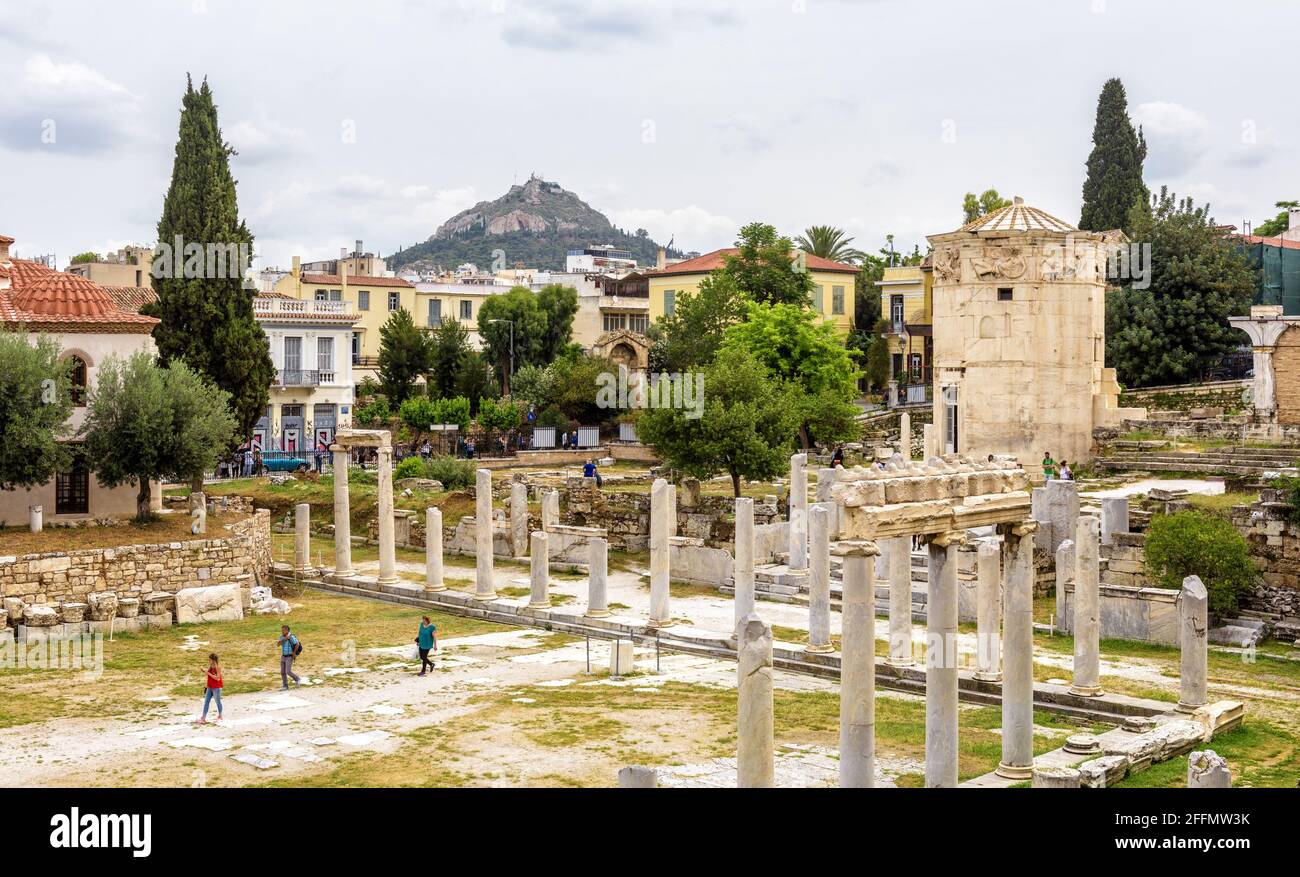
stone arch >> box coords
[979,316,998,339]
[1274,324,1300,423]
[60,349,92,407]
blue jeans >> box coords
[202,687,223,718]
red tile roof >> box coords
[101,285,158,314]
[301,273,413,288]
[0,258,158,333]
[647,247,859,277]
[1235,234,1300,251]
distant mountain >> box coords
[386,175,684,273]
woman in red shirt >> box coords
[199,653,223,723]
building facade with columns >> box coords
[1229,304,1300,427]
[926,198,1144,468]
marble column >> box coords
[733,497,755,634]
[425,507,445,591]
[925,532,961,788]
[294,503,311,574]
[788,452,808,571]
[887,536,915,667]
[648,478,671,627]
[1054,538,1075,631]
[899,411,912,460]
[666,483,677,538]
[528,531,550,608]
[1228,311,1288,416]
[922,423,935,460]
[511,481,529,558]
[806,503,834,653]
[474,468,496,599]
[541,488,560,531]
[28,505,42,533]
[996,522,1037,780]
[974,540,1002,682]
[1177,575,1209,712]
[1100,497,1129,545]
[376,445,398,585]
[736,613,775,788]
[191,503,207,536]
[1070,517,1103,696]
[331,445,352,575]
[586,536,610,617]
[815,467,838,538]
[837,540,878,787]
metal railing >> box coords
[276,369,335,386]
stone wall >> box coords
[0,508,271,627]
[1230,493,1300,617]
[1118,380,1249,414]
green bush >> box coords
[1143,509,1257,618]
[394,456,426,480]
[1268,475,1300,526]
[425,455,475,490]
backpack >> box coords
[292,635,303,657]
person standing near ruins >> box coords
[1041,452,1057,481]
[1058,460,1073,481]
[415,616,438,676]
[830,445,845,468]
[198,653,223,723]
[277,625,301,689]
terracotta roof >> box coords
[1235,234,1300,251]
[958,197,1077,234]
[0,258,158,333]
[301,273,413,288]
[647,247,859,277]
[101,285,158,314]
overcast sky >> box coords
[0,0,1293,271]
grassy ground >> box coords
[0,513,237,555]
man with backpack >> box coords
[277,624,302,690]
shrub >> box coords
[1143,509,1257,618]
[432,396,472,430]
[1268,475,1300,526]
[355,396,391,427]
[425,455,475,490]
[394,456,426,480]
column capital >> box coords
[1010,520,1038,538]
[831,539,879,557]
[928,530,966,548]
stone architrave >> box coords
[425,507,445,591]
[511,481,529,558]
[1187,750,1231,788]
[974,540,1002,682]
[475,468,496,599]
[331,445,352,575]
[733,497,755,633]
[1100,497,1129,545]
[587,537,610,617]
[1054,539,1075,631]
[736,613,775,788]
[836,540,879,787]
[899,411,912,460]
[1177,575,1209,712]
[529,531,550,609]
[887,537,914,667]
[648,478,671,627]
[376,445,398,584]
[806,504,834,653]
[294,503,312,574]
[788,453,808,571]
[1070,517,1103,696]
[925,532,961,788]
[996,523,1036,780]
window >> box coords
[55,455,89,515]
[460,299,473,320]
[891,353,903,378]
[832,285,845,315]
[317,337,334,375]
[664,289,675,316]
[890,295,904,331]
[315,289,329,301]
[428,299,441,326]
[388,291,400,311]
[629,313,649,334]
[357,290,370,311]
[284,336,302,373]
[603,313,627,332]
[66,355,87,406]
[942,386,959,454]
[997,287,1013,301]
[909,353,922,381]
[135,269,142,287]
[351,332,361,365]
[813,285,825,314]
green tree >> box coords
[477,397,524,431]
[398,396,439,446]
[722,302,861,448]
[1079,77,1149,235]
[721,222,815,307]
[510,363,554,409]
[0,330,72,491]
[69,252,99,265]
[1106,188,1256,387]
[1144,510,1257,618]
[454,352,498,415]
[477,287,547,392]
[378,307,430,403]
[1254,200,1298,237]
[794,225,865,264]
[961,189,1013,224]
[651,272,751,372]
[547,352,618,425]
[82,352,237,521]
[143,76,272,454]
[637,347,798,497]
[535,283,579,361]
[427,317,472,400]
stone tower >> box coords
[926,198,1143,468]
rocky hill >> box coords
[387,175,683,273]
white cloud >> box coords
[228,115,311,166]
[606,205,737,252]
[1133,100,1211,178]
[0,53,144,155]
[495,0,737,50]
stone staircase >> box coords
[1096,446,1299,477]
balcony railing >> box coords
[255,298,355,317]
[276,369,335,387]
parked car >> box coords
[261,450,312,473]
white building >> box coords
[565,245,637,274]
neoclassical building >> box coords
[0,235,161,524]
[926,199,1144,468]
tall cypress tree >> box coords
[144,76,272,448]
[1079,78,1149,235]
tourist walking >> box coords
[415,616,438,676]
[199,653,223,723]
[243,447,253,478]
[277,625,301,689]
[1059,460,1073,481]
[1041,452,1057,481]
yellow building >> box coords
[645,248,856,336]
[875,259,933,404]
[67,245,155,290]
[275,258,416,379]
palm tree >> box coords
[795,225,865,264]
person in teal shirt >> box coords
[415,616,438,676]
[277,625,300,690]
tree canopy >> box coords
[650,272,750,373]
[377,307,430,403]
[794,225,865,264]
[477,284,578,392]
[721,222,815,307]
[1080,77,1149,236]
[0,330,73,491]
[961,189,1012,224]
[1254,200,1298,237]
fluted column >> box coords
[837,539,878,787]
[925,532,961,788]
[1070,517,1103,696]
[331,445,352,575]
[528,531,550,608]
[788,452,808,571]
[425,507,444,591]
[996,521,1036,780]
[736,613,775,788]
[586,536,610,617]
[733,497,755,633]
[1177,575,1209,712]
[648,478,671,627]
[376,444,398,584]
[474,468,496,599]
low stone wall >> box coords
[0,508,271,629]
[1060,579,1180,645]
[1102,416,1300,443]
[1231,493,1300,617]
[1118,380,1248,413]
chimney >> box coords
[0,235,12,263]
[656,248,666,270]
[1287,207,1300,241]
[291,255,301,279]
